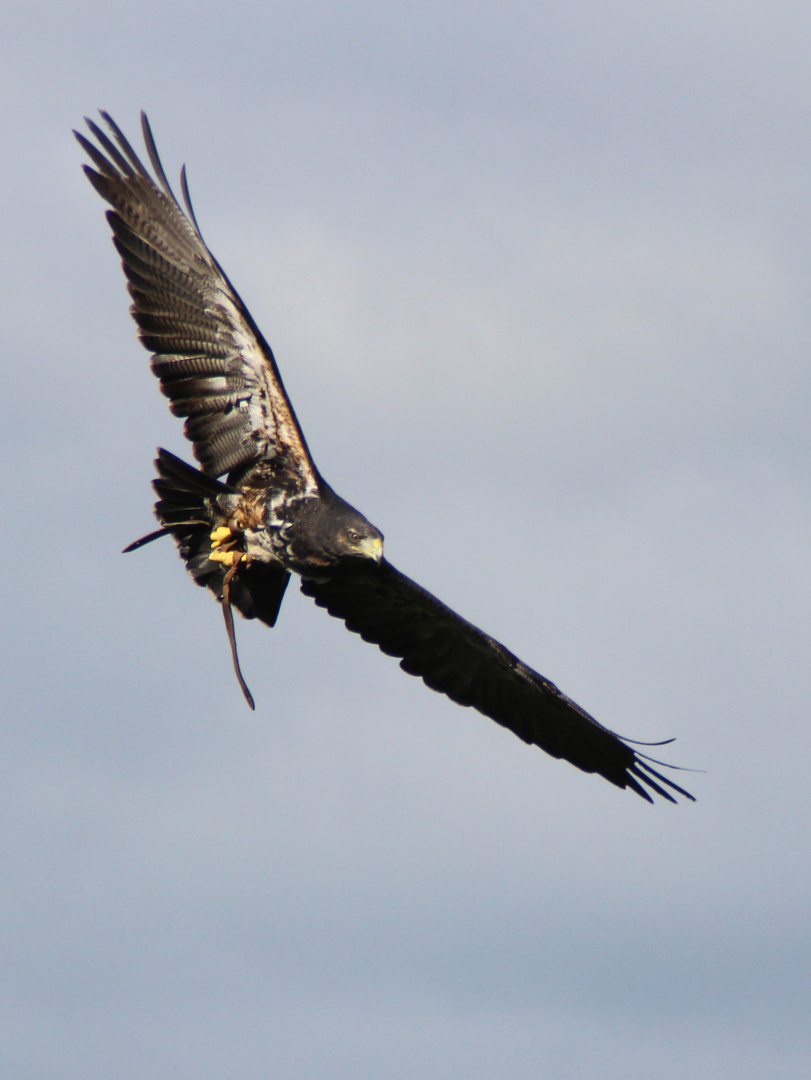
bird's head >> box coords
[281,490,383,571]
[327,497,384,563]
[336,517,384,561]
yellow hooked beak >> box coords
[358,534,384,563]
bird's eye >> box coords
[347,531,362,545]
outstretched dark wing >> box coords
[301,560,693,803]
[75,112,318,489]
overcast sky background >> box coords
[2,2,810,1077]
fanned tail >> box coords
[138,448,290,629]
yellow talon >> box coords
[210,548,240,566]
[210,526,233,548]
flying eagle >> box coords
[76,112,693,804]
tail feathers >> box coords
[154,448,235,497]
[147,448,290,628]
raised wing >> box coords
[76,112,318,489]
[301,560,693,803]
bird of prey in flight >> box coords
[76,112,693,804]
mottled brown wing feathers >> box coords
[76,112,317,487]
[301,560,694,803]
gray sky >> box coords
[2,2,810,1077]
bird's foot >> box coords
[210,525,233,548]
[210,548,241,566]
[209,525,241,565]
